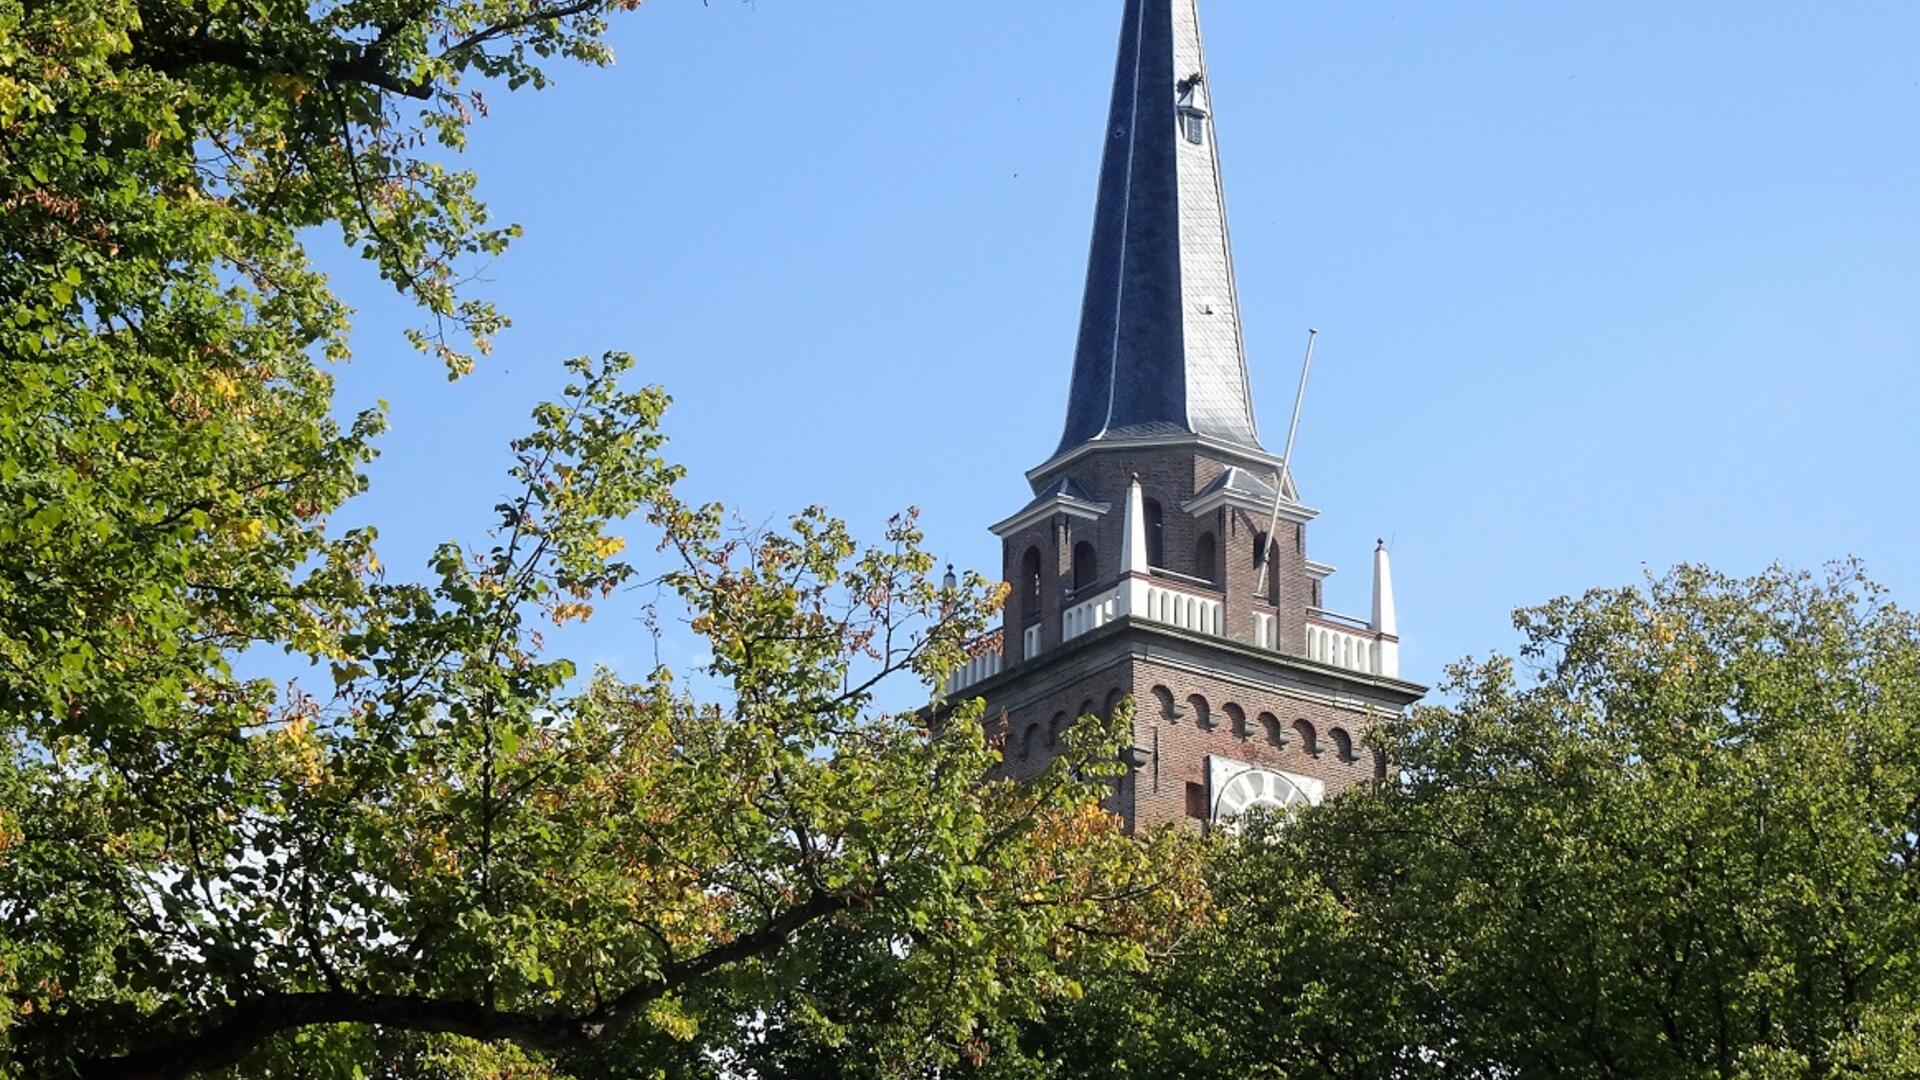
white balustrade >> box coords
[1062,587,1120,642]
[1250,608,1399,679]
[1023,623,1042,660]
[945,640,1003,695]
[1306,619,1395,678]
[1140,582,1222,636]
[1061,580,1229,645]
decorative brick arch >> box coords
[1186,693,1212,730]
[1223,703,1248,739]
[1330,727,1357,762]
[1292,718,1319,756]
[1258,712,1285,747]
[1151,685,1179,723]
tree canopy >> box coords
[7,2,1916,1078]
[0,1,1205,1076]
[1018,565,1920,1080]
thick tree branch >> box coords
[73,887,863,1080]
[130,32,434,100]
[439,0,605,62]
[128,0,617,101]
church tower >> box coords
[946,0,1424,830]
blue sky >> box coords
[318,0,1920,694]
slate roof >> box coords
[1187,465,1277,506]
[1033,475,1101,505]
[991,475,1112,537]
[1009,476,1106,519]
[1056,0,1263,457]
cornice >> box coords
[1181,486,1320,525]
[950,616,1425,717]
[988,494,1111,539]
[1025,433,1292,492]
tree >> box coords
[2,0,641,760]
[7,352,1199,1079]
[1020,565,1920,1079]
[0,3,1206,1076]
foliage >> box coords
[1,0,641,752]
[0,1,1206,1076]
[1019,565,1920,1080]
[4,346,1199,1080]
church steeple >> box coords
[1056,0,1260,458]
[961,0,1423,836]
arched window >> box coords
[1224,703,1248,739]
[1293,719,1319,756]
[1072,541,1098,593]
[1144,499,1166,569]
[1187,694,1212,730]
[1020,547,1043,617]
[1195,532,1219,586]
[1258,712,1285,748]
[1330,728,1357,763]
[1251,532,1274,601]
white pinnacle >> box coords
[1121,474,1151,577]
[1371,540,1397,638]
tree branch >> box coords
[130,32,434,100]
[438,0,605,63]
[74,887,863,1080]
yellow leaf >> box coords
[552,602,594,626]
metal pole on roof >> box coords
[1260,329,1318,577]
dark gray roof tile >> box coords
[1057,0,1263,457]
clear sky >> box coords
[317,1,1920,695]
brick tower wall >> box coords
[983,634,1398,832]
[998,446,1317,666]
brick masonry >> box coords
[1001,445,1315,663]
[978,442,1423,832]
[977,619,1417,831]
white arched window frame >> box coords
[1211,766,1319,828]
